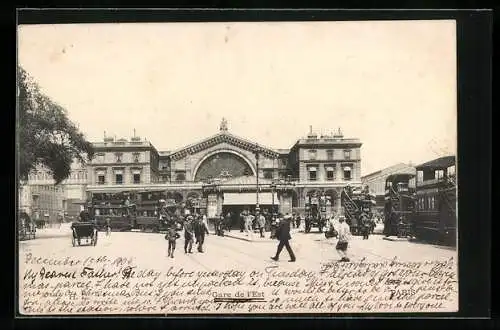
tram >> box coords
[383,174,416,238]
[411,156,456,245]
[342,186,377,235]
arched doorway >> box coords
[193,151,255,182]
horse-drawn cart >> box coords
[71,222,98,247]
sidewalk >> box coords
[222,228,302,243]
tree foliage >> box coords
[18,66,94,184]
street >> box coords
[19,223,456,272]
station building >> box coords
[85,119,363,219]
[20,119,363,222]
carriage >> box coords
[342,186,377,235]
[18,211,36,241]
[71,221,98,246]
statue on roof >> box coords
[220,117,228,132]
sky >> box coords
[18,20,457,176]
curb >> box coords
[382,237,411,242]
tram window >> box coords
[435,170,445,180]
[447,165,456,177]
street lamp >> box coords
[254,145,260,213]
[270,180,277,215]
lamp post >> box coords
[270,180,277,215]
[254,145,260,213]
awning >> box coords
[343,167,351,171]
[223,192,279,205]
[326,166,335,171]
[308,167,317,171]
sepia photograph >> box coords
[17,17,458,315]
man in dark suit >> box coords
[271,215,296,262]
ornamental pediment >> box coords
[169,132,279,160]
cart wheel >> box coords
[72,237,76,247]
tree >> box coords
[18,66,94,184]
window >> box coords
[326,166,335,181]
[308,167,317,181]
[447,165,456,177]
[417,171,424,183]
[263,170,273,179]
[133,174,141,184]
[115,153,123,163]
[327,150,334,160]
[308,150,317,160]
[344,150,351,160]
[343,166,352,180]
[133,153,140,163]
[115,174,123,184]
[98,175,105,185]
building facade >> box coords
[20,120,363,220]
[19,161,88,223]
[85,121,362,218]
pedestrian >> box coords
[245,211,255,237]
[336,216,351,262]
[295,213,301,229]
[361,212,371,239]
[184,216,194,254]
[165,225,180,258]
[225,211,232,232]
[256,211,266,238]
[194,213,210,253]
[239,211,245,232]
[271,214,296,262]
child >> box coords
[165,226,180,258]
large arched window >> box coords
[194,152,254,182]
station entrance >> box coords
[221,192,279,230]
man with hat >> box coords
[271,214,296,262]
[184,216,195,254]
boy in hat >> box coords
[336,216,351,262]
[165,225,180,258]
[184,216,194,253]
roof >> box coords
[385,173,415,182]
[416,156,455,170]
[168,131,281,160]
[362,163,414,179]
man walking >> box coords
[184,216,194,254]
[194,213,210,252]
[256,211,266,238]
[336,216,351,262]
[271,215,296,262]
